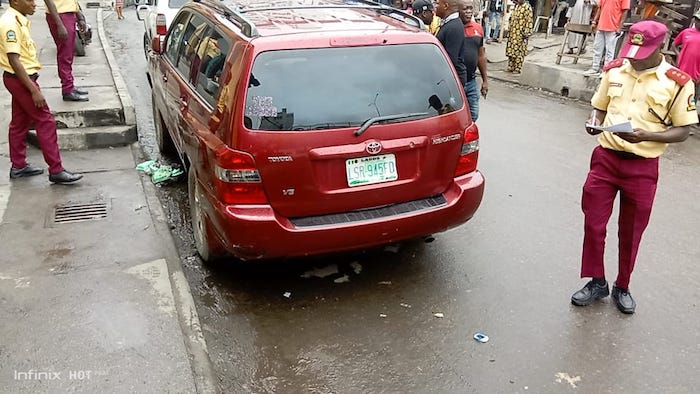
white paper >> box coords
[585,121,634,133]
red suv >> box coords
[147,0,485,261]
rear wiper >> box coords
[354,112,428,137]
[292,122,355,131]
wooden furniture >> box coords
[556,23,594,64]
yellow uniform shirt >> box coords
[592,57,697,158]
[429,16,442,36]
[0,7,41,75]
[48,0,80,14]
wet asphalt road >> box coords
[106,12,700,393]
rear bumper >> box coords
[206,171,485,260]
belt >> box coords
[3,71,39,81]
[604,148,646,160]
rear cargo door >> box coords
[239,44,469,218]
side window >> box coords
[164,13,189,64]
[193,29,231,107]
[176,15,210,80]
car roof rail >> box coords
[242,0,424,30]
[197,0,424,33]
[193,0,260,37]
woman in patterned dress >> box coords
[505,0,533,74]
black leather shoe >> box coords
[62,91,89,102]
[612,284,636,314]
[73,87,89,95]
[49,170,83,184]
[571,280,609,306]
[9,164,44,179]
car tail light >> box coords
[213,146,267,204]
[156,14,167,35]
[454,124,479,177]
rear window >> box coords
[169,0,188,7]
[244,44,464,131]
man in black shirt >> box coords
[435,0,467,88]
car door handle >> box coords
[180,97,188,108]
[162,74,168,83]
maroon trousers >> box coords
[46,12,77,95]
[3,74,63,174]
[580,145,659,290]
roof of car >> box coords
[194,0,423,37]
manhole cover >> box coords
[52,202,109,224]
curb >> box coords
[130,143,219,394]
[98,7,137,127]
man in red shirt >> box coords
[459,0,488,121]
[583,0,629,77]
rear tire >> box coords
[151,94,176,156]
[143,32,149,57]
[188,166,223,263]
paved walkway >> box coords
[0,4,215,393]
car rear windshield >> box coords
[244,44,464,131]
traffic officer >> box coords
[1,0,82,183]
[570,20,697,314]
[46,0,88,101]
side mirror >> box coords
[151,36,162,54]
[136,5,149,21]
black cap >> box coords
[412,0,434,14]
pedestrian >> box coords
[566,0,597,54]
[0,0,83,184]
[459,0,488,121]
[672,9,700,120]
[571,20,696,314]
[583,0,629,77]
[412,0,441,35]
[115,0,124,19]
[46,0,89,101]
[505,0,533,75]
[484,0,503,42]
[435,0,468,88]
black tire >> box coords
[151,94,176,156]
[143,32,149,57]
[74,35,86,57]
[188,166,223,262]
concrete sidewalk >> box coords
[485,31,602,102]
[0,4,216,393]
[26,4,136,149]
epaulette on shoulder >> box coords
[665,67,692,85]
[602,58,624,72]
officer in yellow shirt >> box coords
[46,0,88,101]
[571,20,697,314]
[412,0,442,35]
[0,0,82,183]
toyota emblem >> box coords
[366,141,382,155]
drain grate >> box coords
[53,202,109,224]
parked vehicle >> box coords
[137,0,188,57]
[147,0,485,262]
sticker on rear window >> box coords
[247,96,278,117]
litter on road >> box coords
[473,332,489,343]
[301,264,339,279]
[350,261,362,274]
[334,275,350,283]
[433,312,444,318]
[283,292,291,298]
[136,160,184,184]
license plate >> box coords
[346,154,398,187]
